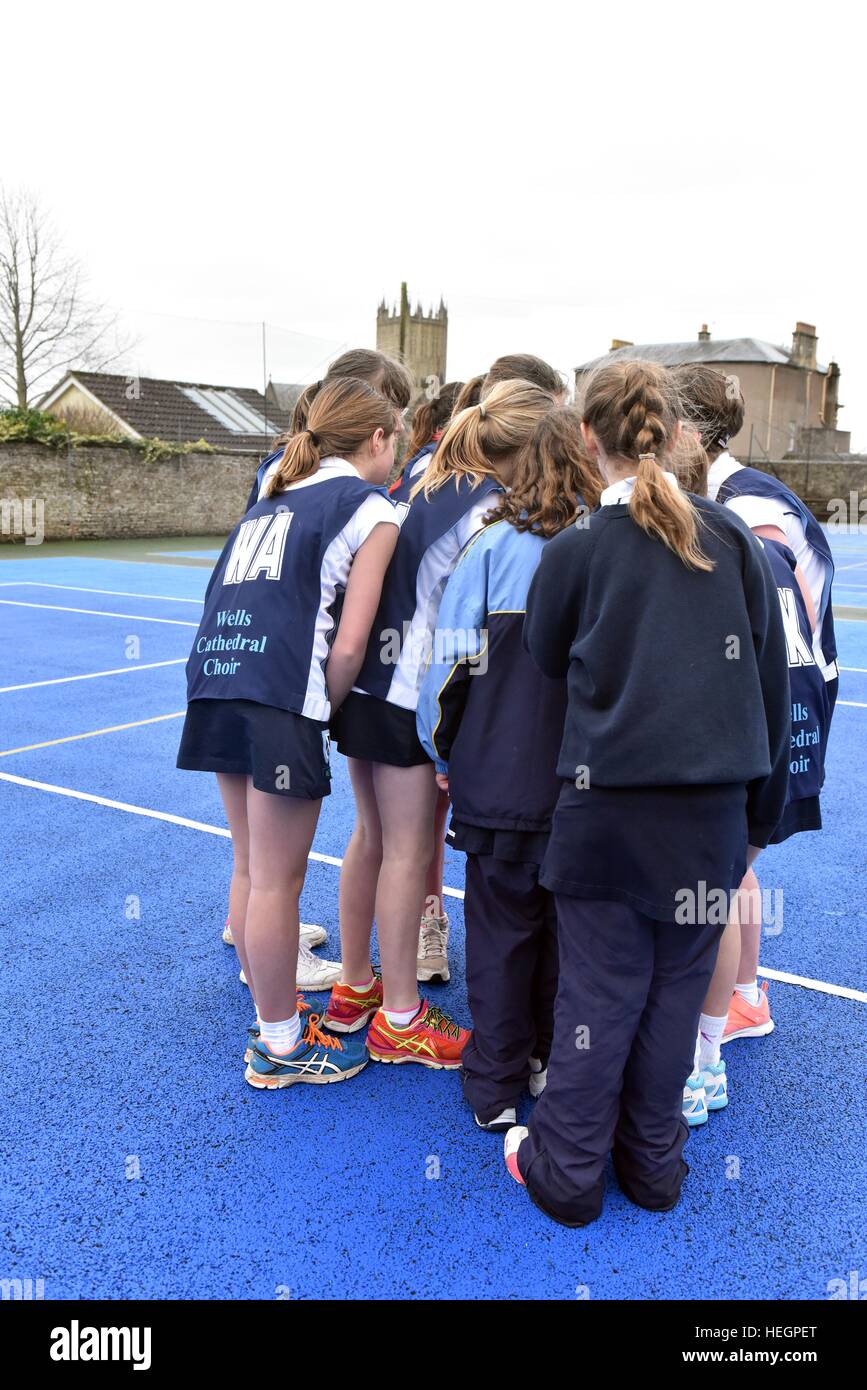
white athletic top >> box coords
[706,453,827,623]
[599,471,680,506]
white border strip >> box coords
[0,582,204,605]
[0,600,197,627]
[0,658,186,694]
[0,769,862,1003]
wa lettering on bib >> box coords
[186,477,385,720]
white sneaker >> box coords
[528,1056,547,1098]
[300,922,327,948]
[296,940,342,991]
[417,914,450,983]
[238,941,341,992]
[224,920,326,949]
[475,1107,517,1133]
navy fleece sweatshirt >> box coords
[523,495,791,847]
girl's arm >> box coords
[416,535,490,774]
[325,523,399,712]
[751,524,818,633]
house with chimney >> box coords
[575,323,848,463]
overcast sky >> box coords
[4,1,865,447]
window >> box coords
[180,386,273,435]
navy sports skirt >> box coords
[330,690,430,768]
[177,698,331,799]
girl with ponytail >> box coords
[244,349,413,512]
[416,404,597,1133]
[503,359,791,1228]
[179,378,402,1089]
[322,378,558,1068]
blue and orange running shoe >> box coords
[245,1011,368,1089]
[323,973,383,1034]
[366,999,469,1069]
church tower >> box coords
[376,282,448,400]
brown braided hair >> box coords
[582,360,713,571]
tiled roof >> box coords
[40,371,295,451]
[576,338,827,373]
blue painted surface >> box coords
[0,536,864,1300]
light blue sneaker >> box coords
[683,1071,708,1126]
[703,1059,729,1111]
[245,1012,368,1089]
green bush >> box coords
[0,408,216,460]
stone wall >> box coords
[1,440,865,543]
[0,441,260,542]
[760,459,867,523]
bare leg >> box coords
[423,787,450,920]
[701,897,741,1017]
[244,785,321,1021]
[338,758,382,983]
[374,761,439,1012]
[216,773,253,990]
[736,865,763,984]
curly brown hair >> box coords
[487,406,602,537]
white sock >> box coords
[384,1002,421,1028]
[259,1011,301,1055]
[735,978,761,1007]
[697,1013,727,1071]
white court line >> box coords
[756,966,867,1003]
[0,658,186,694]
[839,667,867,673]
[837,700,867,708]
[0,769,863,1004]
[0,600,197,627]
[0,581,204,604]
[836,560,867,571]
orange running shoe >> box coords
[366,999,470,1069]
[722,980,774,1043]
[323,973,383,1034]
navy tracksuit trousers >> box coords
[518,897,724,1226]
[460,854,559,1124]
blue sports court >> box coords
[1,532,865,1300]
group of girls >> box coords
[177,341,835,1228]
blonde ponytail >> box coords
[582,361,714,571]
[415,378,554,501]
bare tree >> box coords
[0,186,132,408]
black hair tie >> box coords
[308,430,320,447]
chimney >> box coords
[822,360,841,428]
[610,338,633,351]
[698,324,711,342]
[791,321,817,370]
